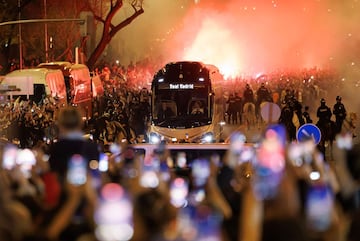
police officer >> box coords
[333,96,346,134]
[279,100,296,141]
[291,97,305,126]
[316,98,332,126]
[234,93,243,124]
[256,83,272,104]
[302,106,313,123]
[243,84,255,104]
[227,94,237,124]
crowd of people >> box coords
[0,62,357,148]
[223,69,339,124]
[0,61,359,241]
[0,105,360,241]
[0,97,61,148]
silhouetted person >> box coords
[243,84,255,104]
[333,96,346,134]
[48,106,99,177]
[191,101,205,115]
[302,106,313,123]
[158,102,175,120]
[316,98,332,127]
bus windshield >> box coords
[151,62,213,129]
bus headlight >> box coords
[149,132,161,144]
[202,132,214,143]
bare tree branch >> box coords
[113,0,123,10]
[87,0,144,69]
[94,14,115,29]
[131,2,137,12]
[109,6,144,38]
[103,0,123,35]
[93,15,105,23]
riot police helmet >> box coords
[336,96,342,101]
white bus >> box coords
[148,61,223,143]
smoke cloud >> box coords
[172,0,360,135]
[168,0,359,76]
[110,0,360,115]
[111,1,360,74]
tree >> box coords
[0,0,34,70]
[86,0,144,69]
[0,0,144,70]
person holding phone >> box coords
[43,106,99,241]
[48,106,99,179]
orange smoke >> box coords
[182,18,243,79]
[165,0,353,76]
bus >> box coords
[148,61,223,143]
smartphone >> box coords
[109,143,121,155]
[139,170,159,188]
[306,184,333,231]
[2,144,18,170]
[143,155,160,172]
[194,205,222,241]
[336,133,353,150]
[16,148,36,178]
[229,132,246,155]
[309,171,320,181]
[237,146,255,165]
[160,161,170,182]
[67,154,87,185]
[210,153,221,167]
[228,132,247,168]
[176,152,187,168]
[95,183,133,241]
[256,128,285,173]
[99,153,109,172]
[170,177,189,207]
[191,158,210,188]
[253,128,285,200]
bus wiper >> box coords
[157,118,176,126]
[157,120,169,126]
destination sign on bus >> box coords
[170,84,193,89]
[159,83,206,90]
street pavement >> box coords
[221,121,265,143]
